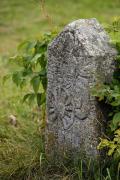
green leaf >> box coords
[22,93,31,103]
[37,93,42,107]
[12,72,22,86]
[28,93,36,105]
[110,112,120,131]
[18,41,29,50]
[22,69,33,77]
[41,92,46,104]
[36,92,46,107]
[41,77,47,91]
[31,76,40,93]
[108,144,117,156]
[39,55,47,68]
[31,54,42,65]
[20,78,26,89]
[18,40,37,53]
[39,69,47,77]
[22,93,35,105]
[111,100,120,106]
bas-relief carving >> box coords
[48,84,90,130]
[48,54,90,130]
[46,18,117,159]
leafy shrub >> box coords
[98,128,120,157]
[92,17,120,163]
[3,31,58,122]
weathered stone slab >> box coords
[46,19,117,161]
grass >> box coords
[0,0,120,179]
[0,0,120,54]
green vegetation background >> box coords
[0,0,120,179]
[0,0,120,54]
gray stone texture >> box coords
[46,19,117,160]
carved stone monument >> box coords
[46,19,117,160]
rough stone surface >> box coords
[46,18,117,161]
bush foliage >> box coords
[92,18,120,165]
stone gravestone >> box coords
[46,19,117,161]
